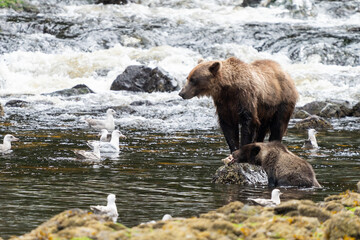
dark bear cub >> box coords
[231,141,321,187]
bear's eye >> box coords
[189,77,196,84]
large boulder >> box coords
[299,100,353,118]
[352,102,360,117]
[110,65,179,93]
[212,162,268,185]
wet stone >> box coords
[44,84,95,97]
[110,65,179,93]
[5,100,29,108]
[294,115,333,129]
[212,162,268,185]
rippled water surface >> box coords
[1,0,360,238]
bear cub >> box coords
[228,141,321,187]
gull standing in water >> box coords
[0,134,19,153]
[304,129,319,149]
[249,189,282,207]
[99,129,111,142]
[90,194,119,223]
[88,130,125,153]
[86,109,116,131]
[73,142,101,160]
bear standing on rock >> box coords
[179,57,298,153]
[228,141,321,187]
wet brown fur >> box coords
[232,141,321,187]
[179,57,299,152]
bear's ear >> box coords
[197,58,204,64]
[209,61,221,76]
[250,146,261,158]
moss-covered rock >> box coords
[11,191,360,240]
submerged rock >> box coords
[44,84,95,97]
[96,0,128,4]
[294,115,333,129]
[12,191,360,240]
[110,65,179,93]
[212,162,268,185]
[5,100,29,108]
[0,103,4,116]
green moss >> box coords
[70,238,93,240]
[0,0,22,8]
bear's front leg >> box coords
[218,116,239,153]
[239,112,257,146]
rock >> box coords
[96,0,128,4]
[110,65,179,93]
[352,102,360,117]
[292,109,311,119]
[298,204,331,222]
[294,115,333,129]
[5,100,29,108]
[301,101,328,115]
[241,0,263,7]
[0,103,4,116]
[300,100,352,118]
[130,100,153,106]
[11,191,360,240]
[357,181,360,193]
[212,162,268,185]
[44,84,95,97]
[323,212,360,240]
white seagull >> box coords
[99,129,111,142]
[73,142,101,160]
[0,134,19,152]
[304,129,318,149]
[88,130,125,153]
[249,189,282,207]
[86,109,116,131]
[90,193,119,223]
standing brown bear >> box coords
[179,57,298,153]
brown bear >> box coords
[228,141,321,187]
[179,57,298,153]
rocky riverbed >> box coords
[9,190,360,240]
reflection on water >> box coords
[0,119,359,238]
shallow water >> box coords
[0,104,359,237]
[0,0,360,238]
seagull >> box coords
[99,129,111,142]
[162,214,172,221]
[304,129,319,149]
[90,194,119,223]
[73,142,101,160]
[249,189,282,207]
[0,134,19,152]
[87,130,125,153]
[86,109,116,131]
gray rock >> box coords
[212,163,268,185]
[352,102,360,117]
[96,0,128,4]
[110,65,179,93]
[5,100,29,108]
[0,103,4,116]
[292,109,311,119]
[294,115,333,130]
[301,101,328,115]
[241,0,263,7]
[44,84,95,97]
